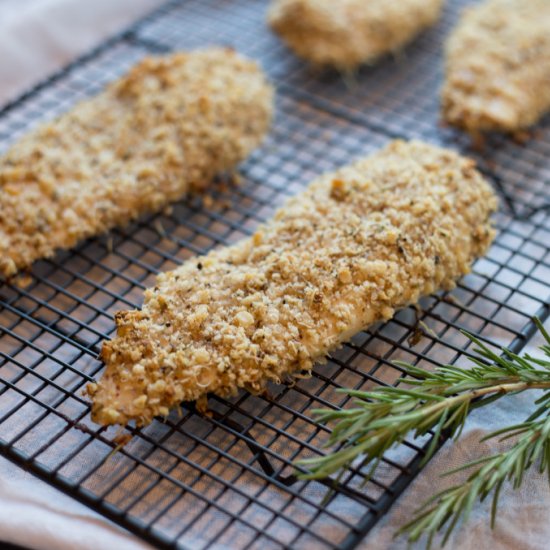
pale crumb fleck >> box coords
[105,409,120,422]
[132,364,145,376]
[14,273,33,288]
[150,380,166,393]
[235,310,255,327]
[113,433,132,447]
[133,395,148,409]
[230,172,244,187]
[338,267,352,284]
[253,231,264,246]
[154,220,166,237]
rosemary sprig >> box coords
[398,408,550,547]
[295,318,550,544]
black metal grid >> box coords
[0,1,549,549]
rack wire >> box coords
[0,1,549,548]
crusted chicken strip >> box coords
[443,0,550,134]
[88,140,497,427]
[268,0,443,69]
[0,48,273,279]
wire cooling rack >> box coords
[0,1,549,548]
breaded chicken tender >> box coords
[268,0,443,69]
[88,140,497,427]
[443,0,550,134]
[0,48,273,279]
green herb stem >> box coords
[293,319,550,546]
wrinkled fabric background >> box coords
[0,0,161,105]
[0,1,549,549]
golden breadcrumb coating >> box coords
[0,48,273,279]
[442,0,550,134]
[268,0,443,69]
[88,140,498,427]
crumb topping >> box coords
[268,0,443,69]
[89,140,498,427]
[0,48,273,278]
[442,0,550,133]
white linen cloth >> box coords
[0,0,161,105]
[0,1,549,549]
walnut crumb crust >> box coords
[443,0,550,134]
[89,140,498,427]
[0,48,273,278]
[268,0,443,69]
